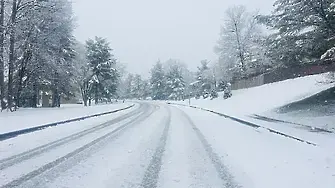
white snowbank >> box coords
[175,73,334,115]
[178,106,335,188]
[0,103,134,133]
[170,73,335,145]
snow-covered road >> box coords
[1,102,334,188]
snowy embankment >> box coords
[171,73,335,146]
[181,73,334,115]
[0,102,134,134]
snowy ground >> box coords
[172,73,335,131]
[0,102,134,133]
[1,102,334,188]
[1,74,335,188]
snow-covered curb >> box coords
[0,104,135,141]
[250,114,334,133]
[168,102,317,146]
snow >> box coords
[17,103,165,188]
[0,104,140,160]
[172,73,335,131]
[181,73,334,115]
[157,108,224,188]
[0,102,134,134]
[2,73,335,188]
[1,101,334,188]
[175,106,335,188]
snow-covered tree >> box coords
[166,65,185,100]
[119,73,150,100]
[150,61,166,100]
[73,42,92,106]
[195,60,214,99]
[133,74,143,99]
[258,0,335,65]
[86,37,118,104]
[0,0,76,109]
[215,5,269,80]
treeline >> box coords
[118,59,228,101]
[214,1,335,83]
[121,0,334,101]
[0,0,120,111]
[0,0,75,111]
[118,59,193,101]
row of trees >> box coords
[118,59,228,101]
[118,1,334,102]
[118,73,150,100]
[142,0,334,101]
[0,0,75,110]
[213,0,334,83]
[118,59,195,101]
[0,0,120,110]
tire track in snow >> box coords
[177,108,241,188]
[0,103,158,188]
[168,102,317,146]
[0,103,146,171]
[141,106,171,188]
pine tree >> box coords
[166,65,185,100]
[150,61,166,100]
[195,60,212,99]
[258,0,335,66]
[86,37,118,104]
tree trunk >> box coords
[16,62,26,108]
[8,0,17,111]
[83,96,87,106]
[94,84,98,104]
[233,22,245,72]
[0,0,5,110]
[52,72,59,107]
[81,81,89,106]
[31,78,38,108]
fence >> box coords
[231,62,335,90]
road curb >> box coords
[167,102,317,146]
[0,104,135,141]
[250,114,334,133]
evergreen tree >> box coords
[133,74,143,99]
[150,61,166,100]
[141,80,151,99]
[86,37,118,104]
[166,65,185,100]
[195,60,212,99]
[258,0,335,66]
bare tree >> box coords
[215,5,268,80]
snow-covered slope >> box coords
[176,73,335,115]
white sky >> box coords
[72,0,275,76]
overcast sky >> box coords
[72,0,275,76]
